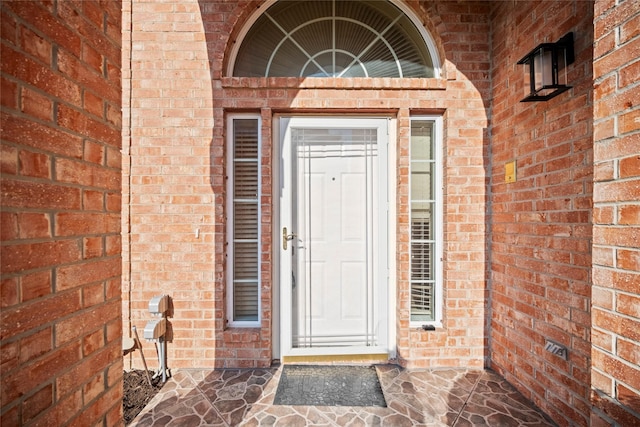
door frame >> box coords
[272,115,397,360]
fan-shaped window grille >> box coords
[233,0,435,78]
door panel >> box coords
[301,145,369,343]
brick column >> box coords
[591,1,640,425]
[123,0,220,369]
[1,1,123,425]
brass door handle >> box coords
[282,227,296,250]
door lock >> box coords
[282,227,296,250]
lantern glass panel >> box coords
[523,60,531,97]
[533,49,542,90]
[534,48,553,92]
[557,48,568,86]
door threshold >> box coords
[281,353,389,364]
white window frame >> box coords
[226,113,262,327]
[409,116,443,328]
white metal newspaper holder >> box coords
[143,295,170,382]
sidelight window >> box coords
[227,115,261,326]
[409,117,442,325]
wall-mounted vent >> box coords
[544,339,568,360]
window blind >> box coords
[231,119,260,322]
[410,120,435,321]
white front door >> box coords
[279,117,389,357]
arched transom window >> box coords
[232,0,436,78]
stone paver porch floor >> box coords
[129,365,556,426]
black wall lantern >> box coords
[517,32,575,102]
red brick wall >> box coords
[490,1,594,426]
[122,0,221,369]
[123,0,491,369]
[1,1,123,425]
[592,1,640,425]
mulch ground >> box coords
[123,370,164,425]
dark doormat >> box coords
[273,365,387,407]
